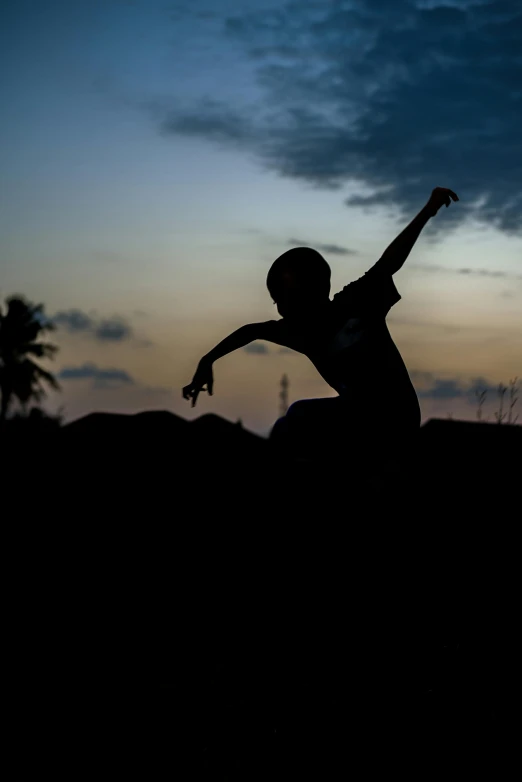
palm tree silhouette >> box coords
[0,295,60,426]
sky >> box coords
[1,0,521,435]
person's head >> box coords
[267,247,331,319]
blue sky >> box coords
[1,0,521,433]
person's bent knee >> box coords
[286,400,310,419]
[269,416,288,440]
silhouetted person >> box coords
[183,187,459,472]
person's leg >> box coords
[269,396,422,487]
[270,396,348,460]
[268,415,292,459]
[366,411,421,489]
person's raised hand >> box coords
[426,187,459,217]
[182,358,214,408]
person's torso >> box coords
[276,303,419,414]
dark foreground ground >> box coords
[4,421,519,777]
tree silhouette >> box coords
[0,294,60,426]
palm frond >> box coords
[0,295,61,417]
[31,361,61,392]
[18,342,59,360]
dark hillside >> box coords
[4,415,519,776]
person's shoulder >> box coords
[332,267,401,315]
[258,318,283,329]
[334,266,398,295]
[333,269,374,295]
[254,317,300,350]
[255,319,286,339]
[332,279,358,305]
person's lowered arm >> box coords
[182,322,272,407]
[373,187,459,276]
[203,323,261,364]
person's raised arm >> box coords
[372,187,459,276]
[182,322,273,407]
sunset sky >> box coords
[2,0,521,435]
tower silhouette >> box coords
[279,374,289,417]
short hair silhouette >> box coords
[267,247,331,302]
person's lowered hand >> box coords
[182,358,214,408]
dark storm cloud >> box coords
[158,0,522,237]
[52,309,150,344]
[412,372,499,401]
[155,98,257,146]
[59,362,135,388]
[287,238,357,256]
[244,342,269,354]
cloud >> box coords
[53,309,94,333]
[59,362,135,388]
[412,372,500,401]
[94,317,133,341]
[241,343,298,356]
[155,0,522,237]
[287,238,357,256]
[417,378,464,400]
[53,309,152,345]
[408,264,519,280]
[388,316,460,334]
[243,342,299,356]
[458,268,506,278]
[243,342,269,354]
